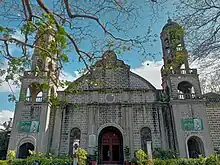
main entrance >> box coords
[98,126,123,164]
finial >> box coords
[166,11,171,23]
[167,18,172,23]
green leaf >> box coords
[0,26,6,32]
[58,26,66,35]
[8,94,16,102]
[60,53,69,63]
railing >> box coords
[36,97,43,102]
[161,68,197,76]
[24,71,49,77]
[26,96,31,102]
[178,93,196,100]
[26,96,43,102]
[179,69,197,74]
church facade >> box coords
[8,20,218,163]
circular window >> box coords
[105,94,115,103]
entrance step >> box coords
[99,164,121,165]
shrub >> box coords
[153,148,179,160]
[75,148,88,165]
[214,147,220,154]
[7,150,16,160]
[205,154,220,165]
[0,160,8,165]
[0,153,219,165]
[135,149,149,165]
[8,157,72,165]
[28,150,44,157]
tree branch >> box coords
[63,0,73,18]
[0,36,52,58]
[36,0,50,14]
[24,0,33,20]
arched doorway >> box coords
[98,126,123,164]
[18,142,34,159]
[187,136,204,158]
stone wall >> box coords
[132,104,162,151]
[51,52,165,156]
[8,102,53,155]
[206,104,220,149]
[170,100,214,157]
[165,74,202,100]
[47,106,56,151]
[57,101,164,157]
[59,105,88,155]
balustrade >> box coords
[26,96,43,103]
[24,71,49,77]
[161,68,197,75]
[178,93,196,100]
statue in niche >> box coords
[69,128,81,156]
[71,128,81,140]
[141,127,152,153]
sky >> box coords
[0,0,198,124]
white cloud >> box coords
[0,61,19,93]
[130,57,220,92]
[190,55,220,93]
[8,31,25,54]
[57,71,80,91]
[131,60,163,89]
[56,60,164,92]
[57,61,164,91]
[190,55,220,77]
[0,80,19,93]
[0,110,14,125]
[59,70,80,82]
[13,31,25,41]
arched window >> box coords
[140,127,152,153]
[180,64,185,69]
[48,61,53,71]
[176,44,183,51]
[26,88,31,102]
[164,38,169,49]
[25,83,43,103]
[69,128,81,156]
[36,91,43,102]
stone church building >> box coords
[8,20,219,164]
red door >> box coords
[102,131,120,164]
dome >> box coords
[162,18,180,31]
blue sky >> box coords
[0,0,176,123]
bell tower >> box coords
[160,19,213,157]
[8,28,59,158]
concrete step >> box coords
[99,164,121,165]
